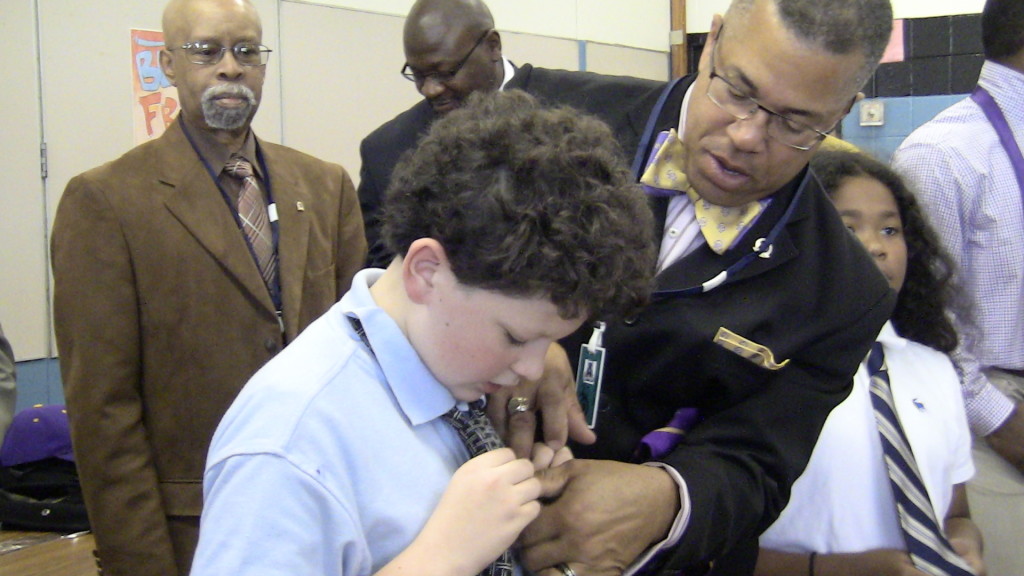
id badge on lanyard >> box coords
[576,322,606,429]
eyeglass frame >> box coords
[169,41,273,67]
[401,29,492,85]
[705,26,841,151]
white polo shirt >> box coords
[760,321,974,553]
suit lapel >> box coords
[257,141,312,337]
[158,122,276,313]
[725,172,809,284]
[504,63,531,91]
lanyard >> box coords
[632,76,805,298]
[631,76,688,179]
[179,120,282,312]
[652,173,807,298]
[970,86,1024,204]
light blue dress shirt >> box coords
[190,268,472,576]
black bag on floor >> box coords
[0,457,89,532]
[0,404,89,532]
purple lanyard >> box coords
[970,86,1024,199]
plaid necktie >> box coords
[867,342,975,575]
[639,129,762,254]
[442,401,515,576]
[225,155,278,290]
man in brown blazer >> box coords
[50,0,365,574]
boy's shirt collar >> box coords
[340,269,464,427]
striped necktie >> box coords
[225,155,278,291]
[442,401,515,576]
[867,342,975,575]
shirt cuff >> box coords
[622,462,691,576]
[969,371,1019,436]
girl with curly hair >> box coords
[756,150,986,576]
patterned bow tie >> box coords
[639,129,763,254]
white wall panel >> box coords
[0,0,49,360]
[293,0,668,49]
[278,2,418,179]
[492,0,579,41]
[501,32,580,72]
[586,43,669,81]
[579,0,669,52]
[686,0,985,34]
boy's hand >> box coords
[530,443,574,470]
[417,448,541,575]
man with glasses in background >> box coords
[50,0,365,574]
[358,0,662,268]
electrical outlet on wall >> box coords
[860,100,885,126]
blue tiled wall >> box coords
[13,357,64,412]
[841,94,966,162]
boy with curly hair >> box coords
[190,90,655,576]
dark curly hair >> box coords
[381,90,656,320]
[983,0,1024,62]
[811,150,958,352]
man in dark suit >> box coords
[362,0,895,574]
[357,0,662,268]
[507,1,898,575]
[50,0,365,574]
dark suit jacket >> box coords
[565,75,895,575]
[51,119,366,576]
[356,63,663,268]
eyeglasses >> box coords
[170,41,272,67]
[706,31,833,151]
[401,30,491,84]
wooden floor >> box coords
[0,530,96,576]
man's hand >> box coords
[488,343,596,459]
[945,483,987,576]
[948,528,987,576]
[518,459,679,576]
[986,404,1024,475]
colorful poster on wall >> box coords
[131,29,179,144]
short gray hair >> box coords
[729,0,893,89]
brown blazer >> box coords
[51,119,366,576]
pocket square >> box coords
[713,327,790,370]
